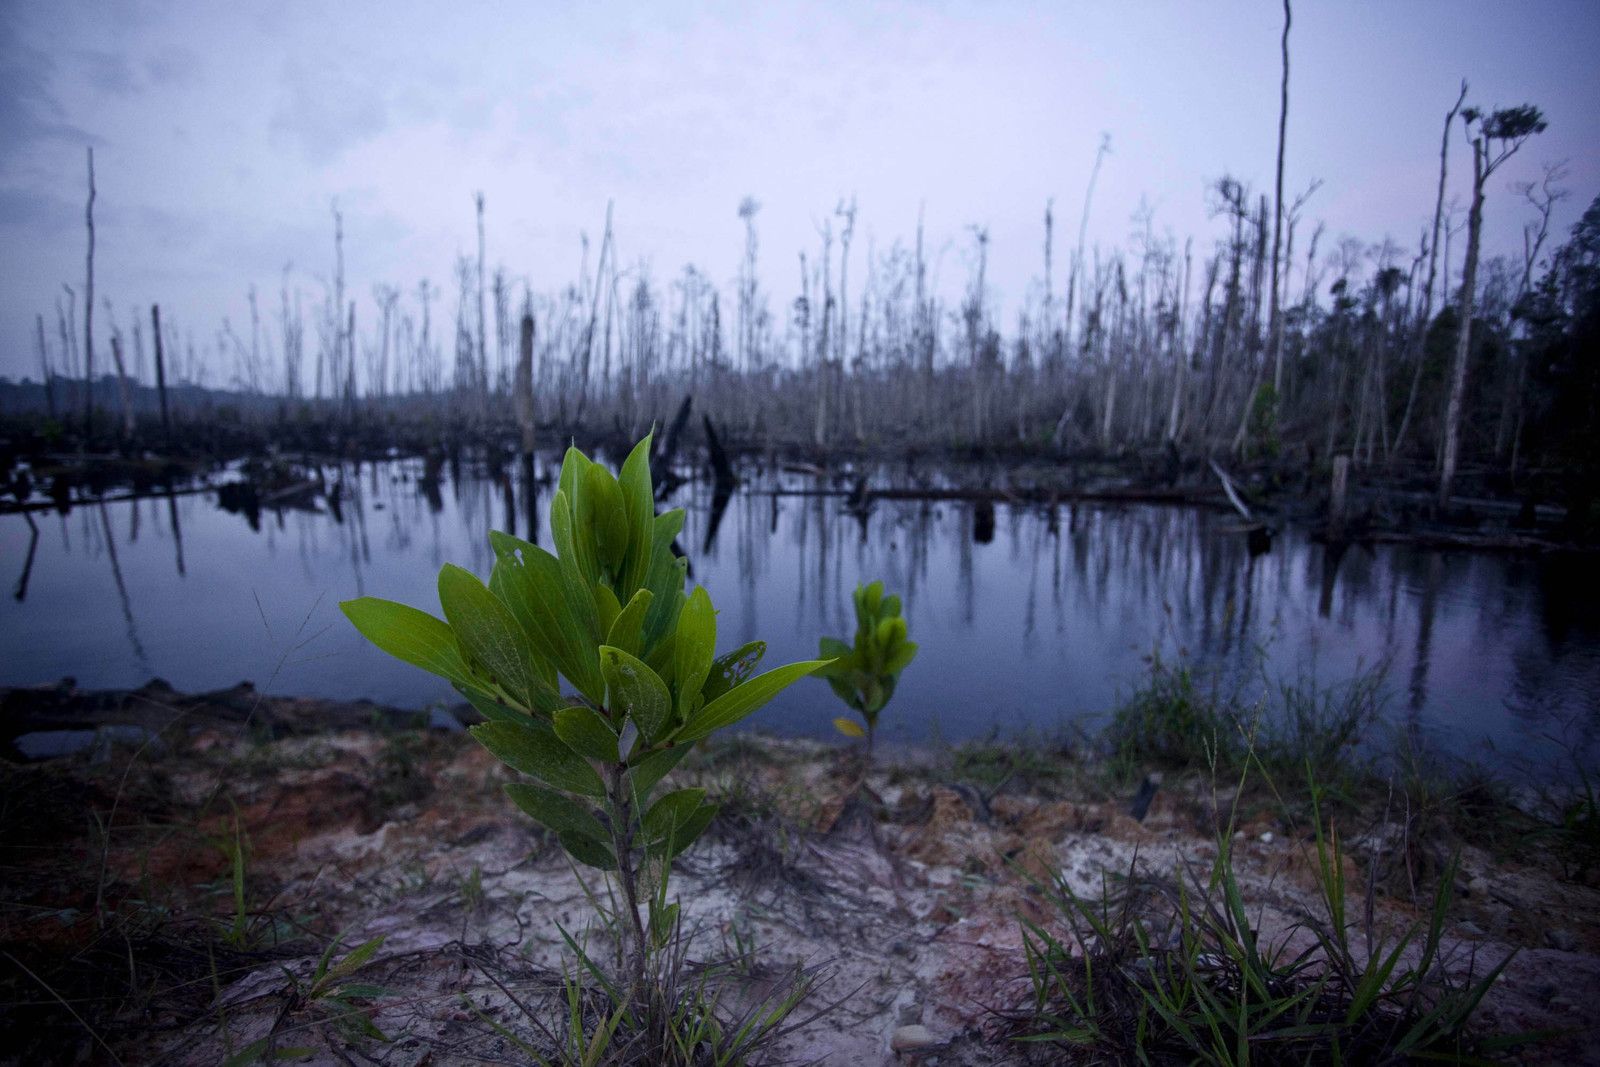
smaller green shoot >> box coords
[223,934,392,1066]
[818,580,918,751]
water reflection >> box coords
[1,457,1596,773]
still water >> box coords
[3,457,1597,772]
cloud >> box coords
[0,185,78,236]
[0,34,92,152]
[269,58,389,165]
[77,49,140,95]
[144,45,201,87]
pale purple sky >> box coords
[3,0,1597,383]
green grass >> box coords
[1002,771,1538,1064]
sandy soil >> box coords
[2,692,1597,1065]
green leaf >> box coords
[645,630,677,688]
[323,935,385,985]
[605,588,653,658]
[555,448,600,588]
[341,598,480,691]
[651,801,716,859]
[487,531,602,705]
[549,492,606,701]
[676,659,832,742]
[674,586,717,720]
[650,900,679,949]
[504,783,609,841]
[559,830,617,871]
[438,564,537,710]
[552,705,619,763]
[834,716,866,738]
[703,640,766,701]
[641,509,688,649]
[617,434,656,593]
[644,789,716,859]
[456,684,524,724]
[816,637,853,676]
[884,640,918,675]
[582,463,629,574]
[600,645,673,743]
[628,744,690,804]
[643,788,706,840]
[593,583,623,638]
[471,719,605,797]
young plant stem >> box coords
[607,761,649,1004]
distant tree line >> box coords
[17,69,1599,529]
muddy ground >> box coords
[2,683,1598,1065]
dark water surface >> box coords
[3,457,1597,772]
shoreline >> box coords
[2,680,1597,1062]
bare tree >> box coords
[84,147,96,436]
[36,314,56,420]
[1438,103,1546,508]
[1394,81,1467,461]
[1267,0,1291,396]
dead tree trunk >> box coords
[109,331,134,440]
[1268,0,1291,396]
[515,311,536,458]
[151,304,171,439]
[36,314,56,420]
[1395,82,1466,461]
[83,147,96,438]
[1439,104,1545,507]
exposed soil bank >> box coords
[3,682,1598,1064]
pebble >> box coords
[1259,831,1274,845]
[1466,875,1491,898]
[891,1024,939,1053]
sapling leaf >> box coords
[340,598,481,692]
[438,564,538,710]
[505,783,609,841]
[550,492,605,697]
[471,719,605,797]
[643,787,706,840]
[605,588,653,658]
[593,583,623,639]
[640,509,688,648]
[703,640,766,701]
[676,659,832,742]
[553,705,619,762]
[559,830,617,871]
[674,586,717,719]
[455,684,524,724]
[600,645,672,743]
[487,531,601,703]
[652,802,716,860]
[582,462,630,574]
[628,744,690,803]
[617,434,656,592]
[834,717,866,738]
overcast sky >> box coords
[3,0,1597,383]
